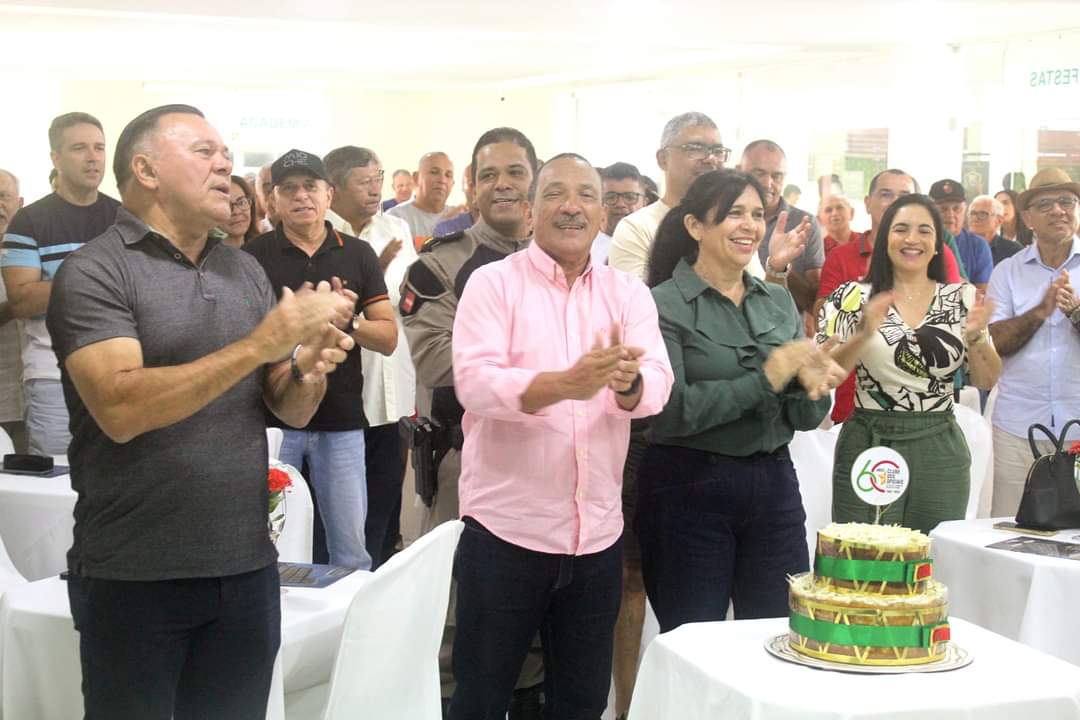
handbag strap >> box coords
[1029,423,1061,459]
[1058,420,1080,451]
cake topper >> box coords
[850,446,910,524]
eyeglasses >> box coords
[351,171,385,189]
[1031,195,1078,214]
[670,143,731,163]
[968,210,995,221]
[602,191,642,206]
[230,197,251,212]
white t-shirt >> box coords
[591,232,612,267]
[340,213,419,427]
[386,200,444,242]
[0,280,24,422]
[608,200,765,281]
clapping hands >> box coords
[562,323,644,400]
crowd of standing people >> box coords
[0,106,1077,720]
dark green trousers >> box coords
[832,408,970,534]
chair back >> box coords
[952,404,992,519]
[0,530,26,597]
[790,427,841,557]
[320,520,464,720]
[275,473,314,563]
[267,427,284,460]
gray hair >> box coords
[529,152,600,202]
[0,168,18,193]
[742,139,785,159]
[970,194,1004,217]
[818,194,853,213]
[660,112,718,149]
[323,146,381,188]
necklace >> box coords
[895,283,933,302]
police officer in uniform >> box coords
[400,127,543,717]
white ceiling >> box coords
[3,0,1080,88]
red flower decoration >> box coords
[1069,441,1080,456]
[268,467,293,493]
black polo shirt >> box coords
[245,221,388,432]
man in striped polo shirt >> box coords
[1,112,120,456]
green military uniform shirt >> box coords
[648,258,829,456]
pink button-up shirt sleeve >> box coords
[453,266,551,422]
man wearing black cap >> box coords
[930,178,994,291]
[246,148,398,571]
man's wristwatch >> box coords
[290,344,305,383]
[765,257,790,279]
[1070,306,1080,328]
[616,373,642,397]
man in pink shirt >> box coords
[447,154,673,719]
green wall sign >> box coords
[1029,68,1080,88]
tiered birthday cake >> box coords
[787,523,951,666]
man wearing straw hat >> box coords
[987,167,1080,515]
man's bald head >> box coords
[414,152,454,213]
[0,168,23,236]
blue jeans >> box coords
[448,517,622,720]
[68,564,280,720]
[25,378,71,456]
[636,444,809,633]
[279,429,371,570]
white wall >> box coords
[3,28,1077,217]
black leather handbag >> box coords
[1015,420,1080,531]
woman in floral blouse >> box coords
[817,193,1002,532]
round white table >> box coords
[0,570,370,719]
[0,466,313,583]
[629,617,1080,719]
[0,470,75,581]
[931,517,1080,667]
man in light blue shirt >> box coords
[987,167,1080,516]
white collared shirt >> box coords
[332,211,418,426]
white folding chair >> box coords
[790,427,841,557]
[953,404,993,519]
[274,473,314,564]
[0,531,26,597]
[0,426,13,456]
[284,520,464,720]
[267,428,284,461]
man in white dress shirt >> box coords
[325,145,417,567]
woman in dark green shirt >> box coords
[636,170,840,632]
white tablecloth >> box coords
[932,518,1080,667]
[0,571,370,719]
[0,462,313,581]
[630,617,1080,720]
[0,471,75,581]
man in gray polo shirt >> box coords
[46,104,354,720]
